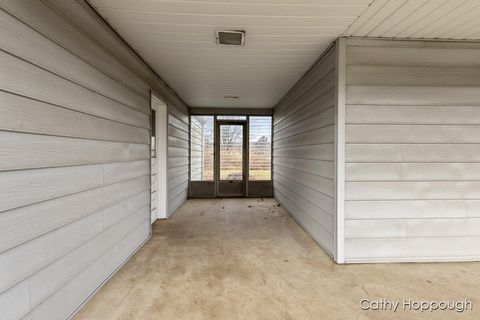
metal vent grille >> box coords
[216,30,245,46]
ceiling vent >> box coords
[216,30,245,46]
[224,96,240,101]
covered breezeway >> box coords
[2,0,480,319]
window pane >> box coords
[217,115,247,120]
[249,116,272,181]
[220,125,244,180]
[190,116,214,181]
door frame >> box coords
[150,93,168,222]
[214,119,248,197]
[189,114,273,198]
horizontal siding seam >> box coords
[273,142,334,150]
[274,155,334,162]
[346,161,480,164]
[275,83,336,127]
[0,158,150,174]
[346,123,480,126]
[26,209,149,312]
[168,123,189,135]
[0,128,148,145]
[0,7,149,100]
[346,235,480,240]
[274,179,334,218]
[274,192,334,255]
[274,68,335,121]
[274,189,335,236]
[0,203,149,296]
[346,198,480,201]
[273,124,335,142]
[168,163,189,169]
[275,50,335,113]
[63,226,150,320]
[0,130,150,146]
[0,48,149,115]
[346,142,480,145]
[273,104,335,135]
[2,3,149,99]
[0,89,150,131]
[273,163,335,180]
[346,180,480,182]
[0,194,149,262]
[0,174,149,216]
[274,171,334,198]
[346,217,480,221]
[169,113,189,127]
[345,103,480,107]
[169,135,189,142]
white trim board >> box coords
[151,93,168,222]
[334,37,346,264]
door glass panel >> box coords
[249,116,272,180]
[220,125,243,180]
[190,116,214,181]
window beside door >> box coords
[249,116,272,181]
[190,116,214,181]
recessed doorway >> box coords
[189,115,272,198]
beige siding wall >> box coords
[0,1,187,319]
[344,39,480,262]
[273,45,337,256]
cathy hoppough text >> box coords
[360,298,473,313]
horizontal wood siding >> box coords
[273,45,337,256]
[0,1,187,318]
[344,38,480,263]
[168,110,189,216]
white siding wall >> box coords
[0,1,188,319]
[273,45,337,256]
[344,39,480,262]
[168,108,190,217]
[190,117,204,180]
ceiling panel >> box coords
[89,0,372,108]
[89,0,480,109]
[346,0,480,40]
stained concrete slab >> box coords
[74,198,480,320]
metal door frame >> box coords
[214,119,248,197]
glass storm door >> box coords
[215,121,247,197]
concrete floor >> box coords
[74,198,480,320]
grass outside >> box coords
[248,170,271,181]
[201,169,271,181]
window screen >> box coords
[249,116,272,181]
[190,116,214,181]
